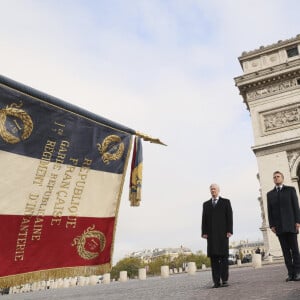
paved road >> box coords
[2,264,300,299]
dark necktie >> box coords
[213,199,217,207]
[276,187,281,192]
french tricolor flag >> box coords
[0,75,138,287]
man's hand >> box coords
[295,223,300,232]
[226,233,232,238]
[271,227,276,234]
[202,234,208,239]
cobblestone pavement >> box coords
[2,264,300,300]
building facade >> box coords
[128,246,192,263]
[231,240,265,257]
[235,34,300,256]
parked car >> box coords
[241,254,252,263]
[228,253,237,265]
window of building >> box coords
[286,46,299,58]
[297,78,300,85]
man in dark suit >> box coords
[267,171,300,281]
[202,184,233,288]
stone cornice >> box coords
[239,34,300,60]
[234,60,300,110]
[252,136,300,156]
[234,58,300,88]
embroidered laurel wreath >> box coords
[72,225,106,260]
[97,135,125,164]
[0,103,33,144]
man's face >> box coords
[210,185,219,198]
[273,173,284,186]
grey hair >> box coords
[209,183,220,190]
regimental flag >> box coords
[0,75,164,288]
[129,137,143,207]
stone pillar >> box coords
[187,262,196,275]
[252,253,262,268]
[201,264,206,270]
[268,255,273,263]
[103,273,111,284]
[70,277,77,287]
[178,267,183,273]
[57,278,64,288]
[161,265,169,278]
[46,280,51,289]
[237,259,242,266]
[52,280,58,289]
[119,271,128,282]
[77,276,86,287]
[39,281,46,290]
[89,275,98,285]
[138,268,146,280]
[63,278,70,288]
[31,282,37,291]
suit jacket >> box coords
[267,185,300,235]
[201,197,233,257]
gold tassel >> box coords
[129,159,143,207]
[129,191,141,207]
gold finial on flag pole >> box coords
[135,131,167,146]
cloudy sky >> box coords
[1,0,300,263]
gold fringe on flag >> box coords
[0,263,111,288]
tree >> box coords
[147,255,172,276]
[146,253,211,275]
[110,257,144,280]
[172,253,211,269]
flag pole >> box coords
[0,74,166,146]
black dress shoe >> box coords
[286,275,294,282]
[294,273,300,281]
[222,281,229,287]
[212,282,221,288]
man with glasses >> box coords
[267,171,300,281]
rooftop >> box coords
[239,34,300,59]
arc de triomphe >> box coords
[235,34,300,256]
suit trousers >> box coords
[278,233,300,276]
[210,255,229,284]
